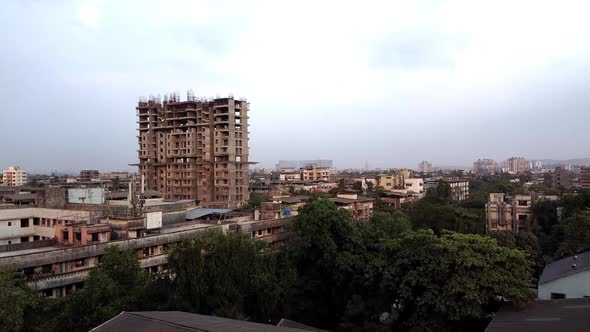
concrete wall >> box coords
[0,223,228,270]
[67,188,104,205]
[538,270,590,299]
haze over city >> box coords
[1,0,590,173]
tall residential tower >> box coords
[136,93,250,208]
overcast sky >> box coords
[1,0,589,173]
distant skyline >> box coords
[1,0,590,173]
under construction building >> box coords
[136,93,250,208]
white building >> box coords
[538,251,590,300]
[2,166,28,186]
[404,178,425,197]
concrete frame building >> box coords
[79,170,100,182]
[2,166,27,186]
[485,193,532,233]
[580,167,590,189]
[552,167,571,189]
[137,94,250,208]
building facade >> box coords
[301,164,332,181]
[137,95,250,207]
[552,167,571,189]
[580,167,590,189]
[485,193,532,233]
[417,161,433,173]
[503,157,531,174]
[79,170,99,182]
[473,159,498,175]
[2,166,27,186]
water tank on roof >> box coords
[283,209,292,216]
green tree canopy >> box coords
[0,270,36,332]
[54,246,148,331]
[378,230,534,331]
[558,210,590,257]
[167,230,294,323]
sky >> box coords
[1,0,589,173]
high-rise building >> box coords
[580,167,590,189]
[552,167,571,189]
[473,159,498,175]
[503,157,531,174]
[2,166,27,186]
[136,94,250,208]
[417,161,433,173]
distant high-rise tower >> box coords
[136,94,250,208]
[417,161,433,173]
[503,157,530,174]
[473,159,498,175]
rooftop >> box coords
[485,298,590,332]
[539,251,590,284]
[91,311,315,332]
[186,208,233,221]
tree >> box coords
[558,210,590,257]
[167,230,294,323]
[287,198,358,329]
[337,178,346,191]
[55,246,148,331]
[366,181,375,196]
[378,230,534,331]
[245,192,266,210]
[352,181,363,194]
[0,271,36,331]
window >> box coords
[257,230,263,236]
[8,241,11,245]
[7,222,11,226]
[518,200,528,206]
[551,293,566,299]
[63,230,69,241]
[20,237,29,243]
[20,218,29,227]
[33,217,39,225]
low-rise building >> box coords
[2,166,28,186]
[378,191,415,209]
[330,193,374,220]
[538,251,590,300]
[79,170,100,182]
[404,178,425,197]
[485,193,532,233]
[301,164,333,181]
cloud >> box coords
[78,0,99,29]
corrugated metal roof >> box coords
[186,208,232,220]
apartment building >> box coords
[503,157,531,174]
[580,167,590,189]
[301,164,333,181]
[136,94,250,208]
[473,159,498,175]
[485,193,532,233]
[79,170,99,182]
[448,179,469,201]
[417,161,433,173]
[330,193,374,220]
[2,166,27,186]
[552,167,571,189]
